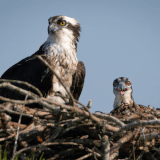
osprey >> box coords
[0,15,85,105]
[113,77,133,109]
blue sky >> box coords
[0,0,160,113]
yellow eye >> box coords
[126,81,130,85]
[60,21,65,25]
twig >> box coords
[93,112,125,127]
[47,146,84,160]
[0,95,119,132]
[14,142,79,157]
[152,146,160,154]
[1,94,120,132]
[101,135,110,160]
[110,131,135,155]
[76,153,92,160]
[46,97,121,131]
[0,82,38,99]
[0,79,42,97]
[53,138,101,147]
[133,145,136,160]
[87,100,92,108]
[0,96,60,112]
[85,147,101,158]
[2,104,33,118]
[0,91,119,132]
[110,151,119,160]
[136,150,145,160]
[110,119,160,140]
[129,104,152,120]
[11,95,28,160]
[75,99,93,121]
[139,132,160,141]
[45,117,86,143]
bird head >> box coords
[47,15,80,49]
[113,77,132,97]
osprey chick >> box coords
[113,77,133,109]
[1,15,85,105]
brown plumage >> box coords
[0,15,85,106]
[71,61,85,100]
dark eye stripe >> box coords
[57,19,66,25]
[113,77,132,87]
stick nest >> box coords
[1,100,160,160]
[0,56,160,160]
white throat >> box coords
[113,91,133,109]
[43,29,78,65]
[42,31,78,104]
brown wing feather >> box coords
[0,44,48,100]
[71,61,85,100]
[39,71,53,98]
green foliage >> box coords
[0,146,8,160]
[24,152,45,160]
[39,152,45,160]
[14,154,19,160]
[0,147,45,160]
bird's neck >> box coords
[42,34,78,70]
[44,34,77,59]
[114,93,133,109]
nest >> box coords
[1,100,160,160]
[0,56,160,160]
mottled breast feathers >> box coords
[0,15,85,107]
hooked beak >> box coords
[117,83,127,95]
[48,24,61,34]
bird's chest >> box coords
[115,93,132,106]
[51,51,77,88]
[52,63,75,92]
[116,94,130,102]
[46,58,76,104]
[43,44,78,102]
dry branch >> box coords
[101,135,110,160]
[11,95,28,160]
[0,79,42,97]
[1,57,160,160]
[0,82,39,99]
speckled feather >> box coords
[0,15,85,106]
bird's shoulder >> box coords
[1,43,46,80]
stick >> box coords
[85,147,101,158]
[14,142,79,157]
[101,135,110,160]
[110,131,135,155]
[110,151,119,160]
[11,95,28,160]
[110,119,160,140]
[0,82,38,99]
[0,79,42,97]
[93,112,125,127]
[46,146,83,160]
[0,95,120,132]
[76,153,92,160]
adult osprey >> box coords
[0,15,85,105]
[113,77,133,109]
